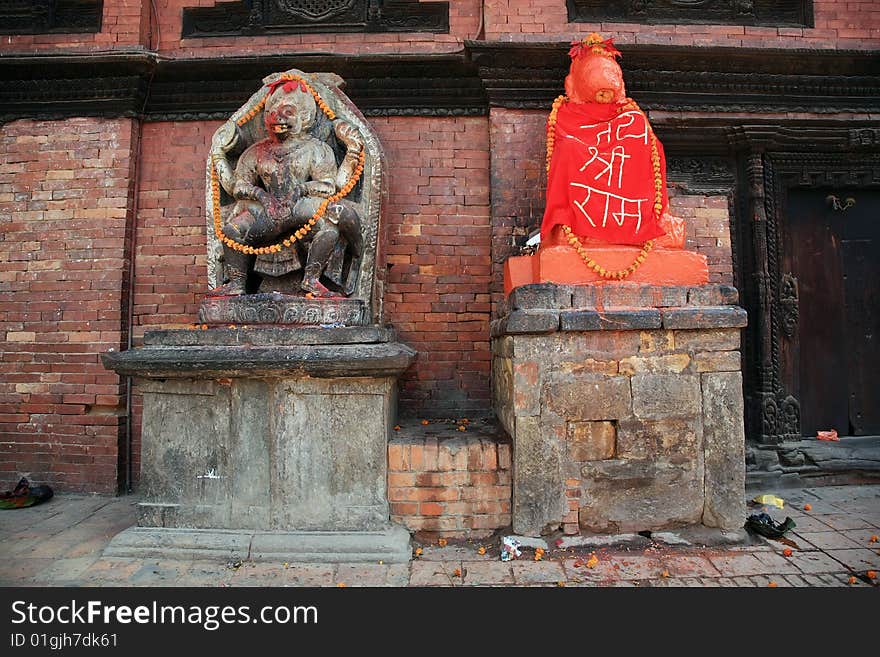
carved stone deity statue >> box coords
[202,69,385,325]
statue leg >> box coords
[207,245,250,297]
[301,223,340,297]
[336,203,363,296]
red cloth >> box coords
[541,100,668,245]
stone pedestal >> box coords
[492,283,748,537]
[102,326,415,562]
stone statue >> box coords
[206,71,372,300]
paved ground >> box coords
[1,484,878,587]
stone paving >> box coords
[0,485,877,587]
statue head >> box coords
[564,33,626,104]
[263,79,318,140]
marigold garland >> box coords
[545,95,661,280]
[212,73,363,256]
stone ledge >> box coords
[144,325,396,347]
[102,341,417,379]
[508,283,739,311]
[103,525,411,563]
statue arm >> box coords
[231,148,271,205]
[209,121,243,195]
[333,120,364,190]
[302,142,337,198]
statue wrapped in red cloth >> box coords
[505,34,706,291]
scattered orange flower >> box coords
[870,535,878,543]
[452,568,462,578]
[867,570,877,579]
[556,581,566,587]
[783,548,793,557]
[200,324,208,330]
[337,583,346,588]
[227,324,236,329]
[585,554,599,569]
[460,418,470,424]
[305,292,315,299]
[803,503,812,511]
[767,581,778,588]
[457,425,467,432]
[421,419,430,425]
[438,538,447,547]
[393,425,401,431]
[661,570,669,578]
[477,546,486,555]
[848,576,857,585]
[414,547,422,557]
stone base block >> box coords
[504,245,708,295]
[104,525,411,563]
[492,283,746,537]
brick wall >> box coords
[0,0,149,52]
[372,117,493,416]
[484,0,880,49]
[0,117,138,493]
[388,422,511,538]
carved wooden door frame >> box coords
[731,126,880,444]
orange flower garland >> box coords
[545,95,661,280]
[211,74,363,257]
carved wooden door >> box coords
[783,189,880,437]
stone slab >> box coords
[144,325,395,347]
[503,310,560,334]
[702,372,746,530]
[102,341,416,379]
[103,526,411,563]
[509,283,573,310]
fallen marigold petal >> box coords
[421,419,430,425]
[477,547,486,555]
[803,503,812,511]
[452,568,461,578]
[438,538,447,547]
[783,548,793,557]
[867,570,877,579]
[767,581,778,588]
[848,576,857,585]
[870,535,878,543]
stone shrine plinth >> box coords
[102,325,415,562]
[492,283,747,537]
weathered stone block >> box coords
[492,335,514,357]
[504,310,560,334]
[567,421,616,461]
[491,355,514,436]
[601,284,658,308]
[674,328,741,352]
[578,460,704,533]
[547,375,632,421]
[639,330,675,354]
[560,310,601,331]
[509,283,573,310]
[616,417,702,462]
[655,286,689,307]
[513,360,540,417]
[557,358,619,376]
[631,373,701,419]
[513,331,641,363]
[701,372,746,530]
[694,350,741,372]
[597,309,662,330]
[619,353,691,376]
[571,285,598,308]
[662,306,747,329]
[512,416,566,536]
[688,284,739,306]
